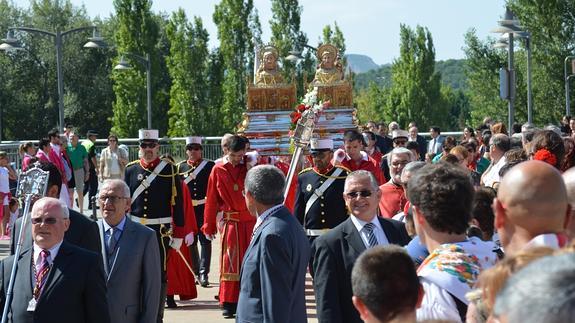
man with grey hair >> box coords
[236,165,310,323]
[379,147,415,218]
[481,133,510,188]
[312,170,410,323]
[0,197,110,322]
[493,253,575,323]
[98,179,161,323]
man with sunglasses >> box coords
[177,136,215,288]
[124,129,186,322]
[312,170,411,323]
[294,138,349,242]
[1,197,110,323]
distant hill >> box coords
[353,58,467,92]
[345,54,380,73]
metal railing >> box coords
[0,137,224,172]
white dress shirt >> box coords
[32,241,63,284]
[350,215,389,248]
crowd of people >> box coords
[0,116,575,322]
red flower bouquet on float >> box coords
[289,87,331,133]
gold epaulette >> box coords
[126,160,140,167]
[298,167,313,175]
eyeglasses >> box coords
[140,142,158,149]
[345,190,373,199]
[98,196,128,203]
[31,217,59,225]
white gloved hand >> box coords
[169,238,183,249]
[184,232,195,246]
[334,148,346,163]
[205,234,217,241]
[246,151,259,167]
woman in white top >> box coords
[99,135,128,181]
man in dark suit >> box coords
[98,179,161,323]
[11,161,100,255]
[408,126,427,161]
[312,170,411,323]
[236,165,310,323]
[0,197,110,323]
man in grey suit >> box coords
[98,179,161,323]
[236,165,310,323]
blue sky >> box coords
[13,0,507,65]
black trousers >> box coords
[83,168,98,202]
[189,205,212,276]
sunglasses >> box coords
[98,196,128,204]
[31,217,59,225]
[345,190,373,199]
[394,140,407,145]
[140,142,158,149]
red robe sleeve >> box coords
[202,167,221,235]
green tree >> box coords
[384,24,446,129]
[269,0,307,84]
[165,10,209,137]
[111,0,160,137]
[213,0,255,131]
[205,48,226,135]
[355,82,386,124]
[321,22,346,68]
[0,0,113,139]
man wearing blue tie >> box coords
[98,179,161,323]
[311,170,411,323]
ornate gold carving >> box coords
[247,84,297,111]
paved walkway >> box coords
[1,196,319,323]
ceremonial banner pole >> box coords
[284,88,325,201]
[2,165,50,323]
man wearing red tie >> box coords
[0,197,110,323]
[202,135,255,318]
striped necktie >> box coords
[364,223,378,248]
[34,249,50,300]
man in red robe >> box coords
[202,135,255,318]
[339,129,385,185]
[379,147,415,218]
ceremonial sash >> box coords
[183,160,208,185]
[131,160,169,201]
[304,167,344,215]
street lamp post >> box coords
[491,7,523,134]
[495,31,532,123]
[114,53,152,129]
[0,27,106,132]
[564,56,575,116]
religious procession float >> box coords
[237,43,358,157]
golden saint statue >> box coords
[312,44,344,85]
[255,45,285,87]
